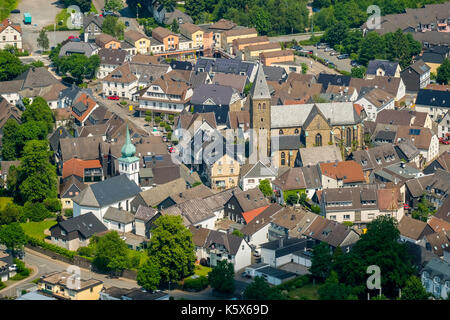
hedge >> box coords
[276,275,310,291]
[26,235,76,260]
[182,276,209,292]
[0,281,5,290]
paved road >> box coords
[292,55,339,76]
[0,247,138,298]
[269,32,324,44]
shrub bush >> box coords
[182,276,208,292]
[0,281,5,290]
[43,198,62,213]
[77,246,94,257]
[120,100,127,105]
[24,202,52,222]
[64,209,73,217]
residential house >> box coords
[194,57,257,82]
[191,84,243,124]
[260,50,295,67]
[102,63,138,100]
[243,42,282,60]
[240,203,285,248]
[373,162,424,185]
[224,188,269,224]
[320,185,405,225]
[222,27,258,54]
[405,169,450,210]
[425,231,450,257]
[227,110,250,140]
[0,160,20,188]
[272,167,308,204]
[365,60,401,79]
[415,89,450,122]
[424,151,450,175]
[212,73,248,94]
[151,27,179,51]
[38,271,103,300]
[49,212,108,251]
[395,125,439,164]
[421,258,450,299]
[0,97,21,137]
[419,47,448,73]
[134,205,160,238]
[199,19,237,48]
[59,176,87,210]
[375,109,432,129]
[124,30,151,54]
[437,111,450,138]
[268,206,318,240]
[356,88,395,122]
[239,161,276,191]
[395,139,421,168]
[232,36,269,56]
[319,160,365,189]
[102,207,135,233]
[0,19,22,50]
[62,158,103,183]
[151,2,193,25]
[72,174,141,223]
[180,23,208,49]
[435,196,450,223]
[95,33,120,49]
[138,73,192,114]
[244,263,297,285]
[189,226,252,271]
[97,48,130,79]
[71,93,98,126]
[400,59,431,92]
[349,144,401,183]
[83,14,104,42]
[259,237,314,268]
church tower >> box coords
[250,63,272,157]
[118,124,140,186]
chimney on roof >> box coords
[279,236,284,248]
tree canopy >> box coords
[137,256,161,292]
[401,276,430,300]
[208,260,235,293]
[243,276,284,300]
[147,215,196,284]
[437,58,450,85]
[309,242,332,281]
[104,0,124,13]
[102,15,125,39]
[92,231,131,275]
[258,179,273,197]
[0,49,28,81]
[0,223,27,256]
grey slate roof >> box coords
[99,48,129,66]
[416,89,450,108]
[14,67,59,89]
[251,63,271,100]
[256,266,297,279]
[422,258,450,281]
[57,212,107,238]
[366,60,399,77]
[59,41,98,57]
[135,205,158,222]
[262,65,287,83]
[49,126,72,152]
[83,14,104,29]
[298,145,342,166]
[242,161,276,179]
[73,175,141,208]
[103,207,135,224]
[272,135,303,150]
[190,84,237,106]
[260,238,313,258]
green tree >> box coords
[401,276,430,300]
[358,32,385,66]
[170,19,179,33]
[93,231,130,275]
[22,97,55,134]
[243,276,284,300]
[0,223,26,256]
[37,29,50,52]
[249,6,271,35]
[258,179,273,197]
[309,242,332,281]
[102,15,125,39]
[322,21,348,48]
[301,63,308,74]
[57,54,100,82]
[104,0,124,13]
[0,203,24,225]
[147,215,196,284]
[286,193,299,206]
[23,201,51,222]
[232,229,244,238]
[437,58,450,85]
[0,49,27,81]
[1,119,21,160]
[411,194,435,222]
[137,256,161,292]
[318,271,353,300]
[17,140,58,204]
[351,66,366,79]
[208,260,235,293]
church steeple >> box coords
[251,63,271,100]
[118,124,140,186]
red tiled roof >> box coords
[242,205,270,224]
[319,160,365,183]
[62,158,102,179]
[0,19,21,34]
[72,93,97,122]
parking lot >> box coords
[302,45,353,73]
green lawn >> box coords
[194,265,212,277]
[20,220,57,241]
[0,197,13,211]
[285,283,321,300]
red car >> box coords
[107,95,120,100]
[439,137,450,145]
[403,204,410,210]
[68,35,75,39]
[168,147,175,153]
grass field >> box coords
[0,0,19,21]
[285,283,321,300]
[20,220,57,241]
[194,265,212,277]
[0,197,13,211]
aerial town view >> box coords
[0,0,449,311]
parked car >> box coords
[439,137,450,144]
[330,51,339,56]
[324,47,333,52]
[162,136,168,142]
[351,60,360,67]
[168,147,175,153]
[8,264,17,271]
[68,35,76,40]
[125,21,130,27]
[316,43,327,49]
[107,95,120,100]
[292,45,302,51]
[10,9,20,14]
[338,54,349,59]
